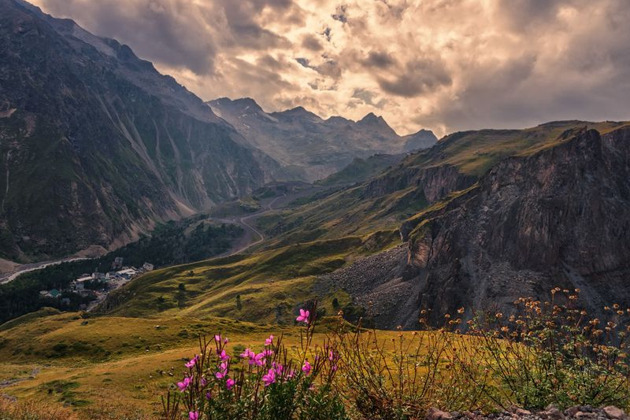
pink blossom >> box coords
[189,411,199,420]
[177,376,192,392]
[214,334,221,342]
[287,369,296,379]
[226,378,235,390]
[264,335,274,346]
[302,360,312,376]
[218,349,230,362]
[262,349,274,357]
[273,362,284,375]
[205,391,212,400]
[200,377,207,387]
[262,368,276,386]
[215,362,228,379]
[185,355,198,369]
[240,348,255,359]
[328,350,334,361]
[296,308,310,323]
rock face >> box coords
[209,97,437,181]
[403,127,630,325]
[323,126,630,328]
[0,0,280,260]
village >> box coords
[38,257,155,311]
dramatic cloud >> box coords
[31,0,630,136]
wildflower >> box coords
[200,377,207,387]
[205,391,212,400]
[287,369,296,379]
[218,349,230,362]
[189,411,199,420]
[273,362,284,375]
[177,376,192,392]
[265,335,274,346]
[185,356,198,369]
[263,368,276,386]
[296,308,310,323]
[214,335,221,342]
[226,378,235,390]
[302,360,312,375]
[216,362,228,379]
[240,348,255,361]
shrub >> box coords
[163,304,348,420]
[458,289,630,410]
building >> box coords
[112,257,124,270]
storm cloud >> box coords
[31,0,630,136]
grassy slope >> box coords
[0,310,411,419]
[99,232,400,324]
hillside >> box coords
[0,0,281,261]
[209,97,437,181]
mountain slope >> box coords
[0,0,278,261]
[209,97,437,181]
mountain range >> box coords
[209,97,437,181]
[0,0,435,262]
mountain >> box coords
[315,122,630,328]
[0,0,281,261]
[208,97,437,181]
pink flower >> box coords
[200,377,207,387]
[296,308,310,323]
[273,362,284,375]
[262,349,274,357]
[218,349,230,362]
[185,356,198,369]
[328,350,334,361]
[177,376,192,391]
[226,378,235,390]
[287,369,296,379]
[205,391,212,400]
[189,412,199,420]
[254,352,266,366]
[262,368,276,386]
[214,334,221,342]
[302,360,312,375]
[265,335,274,346]
[240,348,255,360]
[215,362,228,379]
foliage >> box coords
[163,304,347,420]
[457,289,630,410]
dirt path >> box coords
[214,194,285,257]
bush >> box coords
[458,289,630,410]
[163,304,348,420]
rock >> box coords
[566,407,581,417]
[515,409,533,416]
[541,406,565,420]
[603,407,627,420]
[427,407,454,420]
[575,412,597,419]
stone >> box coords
[515,409,533,416]
[541,406,566,420]
[426,408,454,420]
[603,407,627,420]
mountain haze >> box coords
[209,97,437,181]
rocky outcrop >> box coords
[327,127,630,328]
[403,127,630,323]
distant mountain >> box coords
[317,153,405,186]
[0,0,281,261]
[209,97,437,181]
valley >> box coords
[1,0,630,418]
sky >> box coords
[30,0,630,137]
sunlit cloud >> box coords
[31,0,630,136]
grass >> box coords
[0,311,412,419]
[97,233,399,324]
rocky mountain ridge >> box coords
[209,97,438,181]
[318,124,630,328]
[0,0,280,261]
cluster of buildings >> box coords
[38,259,155,310]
